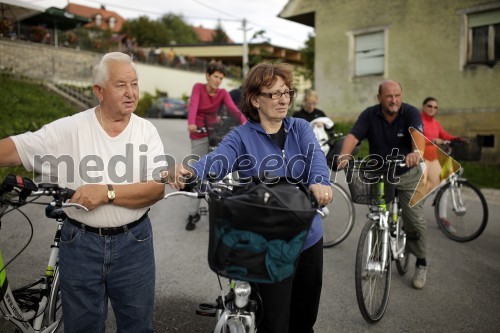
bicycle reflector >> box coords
[234,281,251,309]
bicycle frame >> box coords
[364,182,404,277]
[0,221,62,333]
[446,173,467,215]
[1,176,84,333]
[165,181,259,333]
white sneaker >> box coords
[412,266,427,289]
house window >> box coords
[355,31,385,76]
[95,14,102,27]
[109,17,116,30]
[467,9,500,65]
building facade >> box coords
[280,0,500,162]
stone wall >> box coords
[0,39,99,83]
[0,38,240,96]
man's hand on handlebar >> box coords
[69,184,108,211]
[405,151,422,168]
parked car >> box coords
[148,97,188,118]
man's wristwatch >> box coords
[107,184,115,203]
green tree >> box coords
[121,16,170,47]
[212,21,230,44]
[301,33,315,81]
[160,14,199,44]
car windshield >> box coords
[162,98,184,105]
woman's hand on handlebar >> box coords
[309,183,333,206]
[188,124,198,133]
[163,164,194,190]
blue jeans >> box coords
[59,217,155,333]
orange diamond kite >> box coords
[409,127,461,207]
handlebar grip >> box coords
[180,176,197,192]
[65,188,76,201]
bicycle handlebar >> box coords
[0,174,88,213]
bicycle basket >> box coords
[207,177,318,284]
[344,166,395,205]
[450,136,483,161]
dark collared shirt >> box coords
[350,103,423,173]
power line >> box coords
[40,0,309,46]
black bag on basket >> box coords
[207,177,318,283]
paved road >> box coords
[1,118,499,332]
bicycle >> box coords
[432,138,488,242]
[165,179,259,333]
[308,117,356,248]
[0,174,86,333]
[345,157,410,323]
[164,175,318,332]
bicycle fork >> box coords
[365,211,390,277]
[449,179,467,215]
[389,198,406,259]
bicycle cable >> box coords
[0,195,42,273]
[0,206,35,276]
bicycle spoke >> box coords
[435,180,488,242]
[355,220,391,323]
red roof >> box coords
[65,3,125,32]
[192,25,233,44]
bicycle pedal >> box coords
[196,303,217,317]
[198,207,208,216]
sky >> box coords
[26,0,315,49]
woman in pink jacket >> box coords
[421,97,459,232]
[185,62,246,230]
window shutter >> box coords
[469,10,500,28]
[355,31,385,76]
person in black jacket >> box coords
[292,89,326,122]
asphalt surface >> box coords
[1,118,499,332]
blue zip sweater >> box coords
[191,116,331,249]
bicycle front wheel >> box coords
[44,265,63,332]
[355,219,391,323]
[322,183,356,248]
[435,179,488,242]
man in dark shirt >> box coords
[338,80,428,289]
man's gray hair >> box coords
[92,52,137,87]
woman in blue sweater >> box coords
[171,62,332,333]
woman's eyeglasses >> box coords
[426,104,438,109]
[259,90,294,100]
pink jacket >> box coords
[187,83,247,140]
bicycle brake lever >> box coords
[60,202,89,211]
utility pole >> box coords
[241,18,251,77]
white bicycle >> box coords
[0,174,87,333]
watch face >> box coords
[108,191,116,200]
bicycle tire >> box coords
[226,318,246,333]
[394,215,409,275]
[395,248,409,275]
[355,219,391,323]
[323,182,355,248]
[44,265,63,332]
[434,179,488,242]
